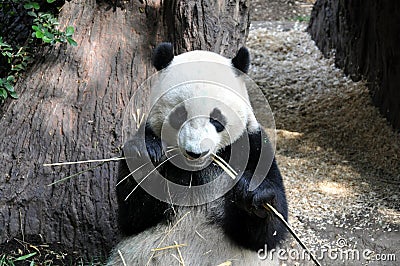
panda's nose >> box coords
[185,150,209,159]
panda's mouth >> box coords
[178,149,212,168]
[180,138,215,162]
[184,150,210,160]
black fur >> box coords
[152,42,174,71]
[169,105,188,130]
[116,128,170,235]
[221,165,288,250]
[232,47,250,74]
[117,124,288,251]
[209,108,226,132]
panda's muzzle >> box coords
[185,150,209,159]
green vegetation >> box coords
[293,15,310,22]
[0,0,77,103]
[0,253,36,266]
[0,235,106,265]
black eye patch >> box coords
[210,108,226,133]
[169,105,188,130]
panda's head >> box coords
[147,43,259,165]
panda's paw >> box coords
[123,138,148,160]
[250,188,277,219]
[124,136,164,164]
[234,181,277,219]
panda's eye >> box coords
[210,118,225,132]
[210,108,226,133]
[169,105,187,130]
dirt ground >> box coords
[249,1,399,266]
[251,0,314,21]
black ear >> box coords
[232,47,250,74]
[152,42,174,71]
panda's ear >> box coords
[152,42,174,71]
[232,47,250,74]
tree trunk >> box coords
[0,0,250,258]
[308,0,400,130]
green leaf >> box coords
[42,36,52,43]
[0,89,7,99]
[14,252,36,261]
[67,38,77,46]
[24,2,40,10]
[5,83,14,92]
[66,26,74,36]
[32,2,40,10]
[9,91,19,99]
[35,30,44,38]
[12,65,23,71]
[27,11,37,17]
[47,0,56,3]
[32,25,40,31]
[44,32,54,40]
[6,76,15,82]
[1,46,13,51]
[23,3,33,9]
[44,31,55,39]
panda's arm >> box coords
[116,125,169,236]
[221,129,288,251]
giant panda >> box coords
[107,43,288,265]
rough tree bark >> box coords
[308,0,400,130]
[0,0,250,258]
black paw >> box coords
[117,138,149,185]
[123,138,147,159]
[234,176,278,219]
[122,138,148,166]
[117,135,164,188]
[251,188,277,218]
[123,134,164,166]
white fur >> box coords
[178,117,219,154]
[107,206,279,266]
